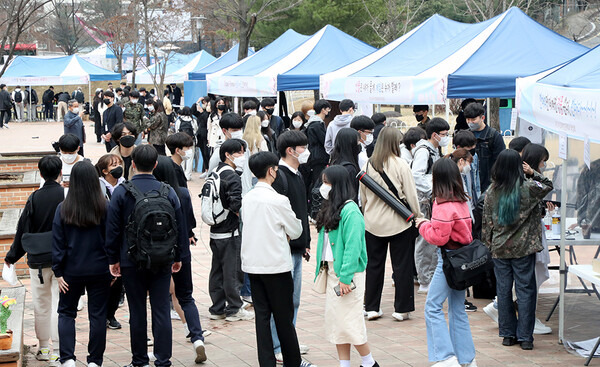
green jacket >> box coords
[123,101,145,134]
[314,201,367,285]
[482,171,553,259]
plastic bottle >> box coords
[552,208,561,236]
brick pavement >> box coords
[0,121,590,366]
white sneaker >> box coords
[241,300,252,310]
[299,361,316,367]
[533,318,552,334]
[483,302,499,324]
[432,355,461,367]
[275,352,283,365]
[35,348,51,361]
[225,308,254,321]
[299,344,309,354]
[49,354,60,367]
[202,329,212,337]
[77,298,84,311]
[199,172,208,179]
[148,352,156,362]
[193,339,207,363]
[241,295,253,304]
[418,283,430,294]
[209,313,226,320]
[461,359,477,367]
[392,312,410,321]
[88,363,102,367]
[364,310,383,320]
[170,310,181,320]
[60,359,75,367]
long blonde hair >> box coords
[243,115,264,153]
[370,127,403,172]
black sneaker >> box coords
[464,300,477,312]
[360,362,380,367]
[502,337,517,346]
[520,341,534,350]
[107,317,122,329]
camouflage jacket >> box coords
[482,171,553,259]
[123,101,145,134]
[577,159,600,231]
[145,111,168,145]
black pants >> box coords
[44,102,53,119]
[172,258,204,342]
[106,277,122,320]
[154,144,166,156]
[0,110,10,127]
[249,272,301,367]
[199,139,210,171]
[58,273,111,365]
[121,266,172,367]
[364,230,416,313]
[208,235,243,316]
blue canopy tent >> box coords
[447,7,589,99]
[275,25,376,91]
[129,51,215,84]
[188,44,255,81]
[207,29,310,96]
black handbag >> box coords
[440,239,494,291]
[20,192,53,268]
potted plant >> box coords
[0,296,17,350]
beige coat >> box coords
[110,144,135,180]
[360,156,422,237]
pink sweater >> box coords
[419,199,473,249]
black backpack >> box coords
[123,181,178,270]
[410,144,436,174]
[14,91,22,103]
[178,118,195,142]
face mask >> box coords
[292,120,303,129]
[230,130,243,140]
[232,155,246,171]
[261,120,270,128]
[269,167,278,181]
[468,122,479,131]
[71,108,79,114]
[147,105,154,112]
[61,153,77,164]
[103,98,111,105]
[539,162,547,172]
[437,135,450,147]
[130,99,138,104]
[109,166,123,179]
[319,184,332,200]
[415,114,424,122]
[265,108,274,115]
[217,104,226,111]
[462,164,471,175]
[295,148,310,164]
[364,133,374,146]
[180,149,194,161]
[120,135,135,148]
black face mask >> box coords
[119,135,135,148]
[415,114,424,122]
[109,166,123,179]
[469,148,476,156]
[217,104,226,111]
[265,108,275,115]
[103,98,111,105]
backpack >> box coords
[178,118,196,142]
[14,91,22,103]
[200,165,234,226]
[123,181,178,270]
[410,144,437,174]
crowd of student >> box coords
[4,88,561,367]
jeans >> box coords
[271,252,302,354]
[58,274,111,365]
[493,254,537,343]
[208,235,243,316]
[0,110,10,127]
[425,250,475,365]
[172,258,204,343]
[241,273,252,298]
[44,102,54,119]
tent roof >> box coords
[276,25,376,91]
[207,29,310,96]
[188,44,255,81]
[447,7,589,98]
[0,55,120,85]
[130,50,214,84]
[537,44,600,88]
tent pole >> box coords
[445,99,450,125]
[29,85,32,121]
[88,81,92,108]
[558,141,568,344]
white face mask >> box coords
[230,130,244,140]
[295,148,310,164]
[364,133,374,146]
[319,183,332,200]
[232,155,246,171]
[180,149,194,161]
[292,120,303,129]
[148,105,154,112]
[436,134,450,147]
[462,164,471,175]
[71,108,79,114]
[61,153,77,164]
[261,120,269,128]
[130,99,138,104]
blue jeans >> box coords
[425,249,475,365]
[493,254,537,342]
[271,252,303,354]
[241,273,252,298]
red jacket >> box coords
[419,199,473,249]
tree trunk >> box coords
[488,98,500,131]
[143,0,150,66]
[238,21,250,61]
[313,89,320,101]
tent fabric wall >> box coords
[188,44,255,81]
[129,51,215,84]
[0,55,121,86]
[183,80,207,107]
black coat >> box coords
[42,89,54,104]
[474,125,506,192]
[0,89,12,110]
[305,119,329,167]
